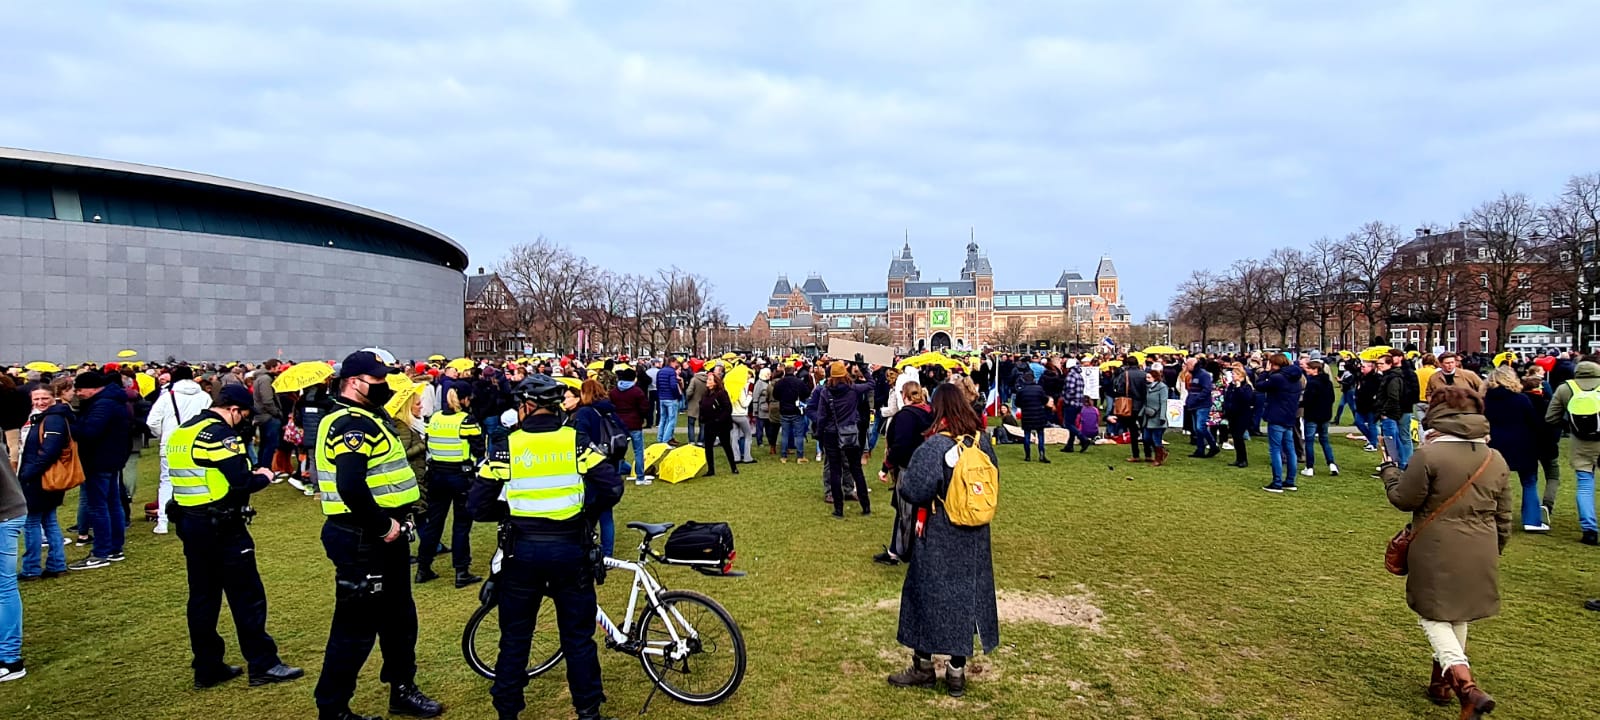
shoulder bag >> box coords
[1384,452,1494,576]
[38,419,87,493]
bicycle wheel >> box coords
[462,598,565,681]
[635,589,746,705]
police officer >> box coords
[167,383,305,689]
[312,350,443,720]
[415,384,484,588]
[468,375,624,720]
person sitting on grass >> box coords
[1073,402,1099,452]
[888,388,999,699]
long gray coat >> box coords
[896,433,1001,657]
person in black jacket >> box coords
[816,360,873,517]
[774,368,810,463]
[1012,371,1052,463]
[1114,360,1150,462]
[1222,364,1255,468]
[1523,373,1561,520]
[699,373,738,477]
[1353,361,1383,451]
[875,382,933,566]
[1300,360,1339,477]
[69,371,133,568]
[1039,362,1066,425]
[17,380,72,579]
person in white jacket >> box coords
[730,376,756,463]
[144,365,212,534]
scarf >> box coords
[408,413,426,436]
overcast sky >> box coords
[6,1,1599,322]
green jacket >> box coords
[1545,361,1600,472]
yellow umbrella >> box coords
[724,364,750,406]
[657,445,707,483]
[614,363,632,372]
[446,357,475,373]
[1338,350,1355,359]
[1100,360,1123,369]
[1406,350,1420,360]
[116,349,138,358]
[721,352,738,361]
[554,376,581,389]
[135,373,155,395]
[1359,346,1392,361]
[427,354,446,363]
[896,352,962,370]
[273,362,334,393]
[643,443,675,475]
[1493,351,1515,367]
[25,361,61,373]
[1130,351,1147,366]
[1141,345,1181,355]
[385,380,428,418]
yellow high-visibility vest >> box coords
[315,405,419,516]
[498,427,587,520]
[426,411,476,463]
[165,416,234,507]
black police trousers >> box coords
[492,535,604,718]
[176,510,282,675]
[314,518,418,711]
[416,468,473,571]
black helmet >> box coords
[513,374,566,410]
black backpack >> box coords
[592,408,631,461]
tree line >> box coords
[1167,171,1600,352]
[483,236,731,356]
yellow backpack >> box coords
[940,433,999,527]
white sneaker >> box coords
[286,476,308,493]
[1523,523,1551,533]
[1329,463,1340,476]
[1301,468,1314,477]
[635,479,653,486]
[1363,445,1378,452]
[152,522,169,535]
[269,473,286,484]
[1221,442,1235,451]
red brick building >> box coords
[465,271,520,358]
[1382,227,1568,353]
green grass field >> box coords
[5,432,1600,720]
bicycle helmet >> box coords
[513,374,566,410]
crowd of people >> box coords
[1,340,1596,719]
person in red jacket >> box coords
[608,368,652,486]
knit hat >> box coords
[829,361,848,380]
[74,370,108,389]
[216,384,254,409]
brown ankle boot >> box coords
[887,656,936,688]
[1154,447,1169,466]
[1426,661,1452,706]
[1445,664,1495,719]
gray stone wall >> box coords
[1,216,465,363]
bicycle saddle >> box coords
[626,521,675,538]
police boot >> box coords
[193,664,243,689]
[575,703,619,720]
[454,569,484,589]
[389,683,445,718]
[415,565,439,584]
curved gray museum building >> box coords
[0,147,467,363]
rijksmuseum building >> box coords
[752,239,1131,352]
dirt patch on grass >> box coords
[996,590,1106,632]
[874,597,901,611]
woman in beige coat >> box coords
[1382,385,1511,719]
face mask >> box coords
[361,378,395,408]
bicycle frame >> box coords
[597,553,696,661]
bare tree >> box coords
[1168,269,1222,350]
[1303,237,1348,350]
[1338,221,1404,340]
[992,316,1026,351]
[1544,173,1600,349]
[498,236,599,352]
[1466,192,1545,350]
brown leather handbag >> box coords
[37,421,87,492]
[1112,396,1134,417]
[1385,452,1494,576]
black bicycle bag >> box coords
[664,521,735,567]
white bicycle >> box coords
[462,521,747,706]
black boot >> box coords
[1038,452,1051,464]
[193,664,243,689]
[576,703,619,720]
[248,663,305,686]
[415,566,439,584]
[321,710,382,720]
[455,569,484,589]
[390,684,444,718]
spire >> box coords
[1095,256,1118,279]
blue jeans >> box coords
[1353,411,1377,446]
[1334,390,1355,424]
[656,400,679,444]
[1267,424,1298,487]
[1142,428,1166,449]
[1190,409,1215,451]
[256,417,283,472]
[686,417,699,445]
[1397,413,1415,467]
[1577,470,1598,532]
[1379,418,1414,469]
[1302,420,1335,468]
[0,516,22,663]
[84,470,126,557]
[1024,428,1046,456]
[1518,469,1543,527]
[627,429,646,480]
[780,415,806,459]
[867,410,885,451]
[23,509,67,576]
